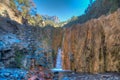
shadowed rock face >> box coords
[52,9,120,73]
[0,17,55,69]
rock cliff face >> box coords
[52,9,120,73]
[42,15,60,23]
[0,3,22,24]
[0,17,55,69]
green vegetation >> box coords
[64,0,120,27]
[109,0,120,13]
[70,16,78,22]
[14,0,64,27]
[15,50,25,68]
[10,0,17,9]
[15,0,36,17]
[1,0,120,28]
[2,10,10,18]
[15,51,23,68]
[0,0,66,27]
[27,14,43,26]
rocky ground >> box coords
[0,68,27,80]
[61,72,120,80]
[0,68,120,80]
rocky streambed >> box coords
[0,68,27,80]
[61,72,120,80]
[0,68,120,80]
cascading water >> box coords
[55,48,62,69]
[51,48,63,71]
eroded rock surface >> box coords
[52,9,120,73]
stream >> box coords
[0,68,120,80]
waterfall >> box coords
[51,48,63,71]
[55,48,62,69]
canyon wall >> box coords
[0,17,55,69]
[52,9,120,73]
[0,6,120,73]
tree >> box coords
[109,0,120,13]
[70,16,78,22]
[15,0,36,18]
[10,0,17,9]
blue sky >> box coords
[33,0,91,21]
